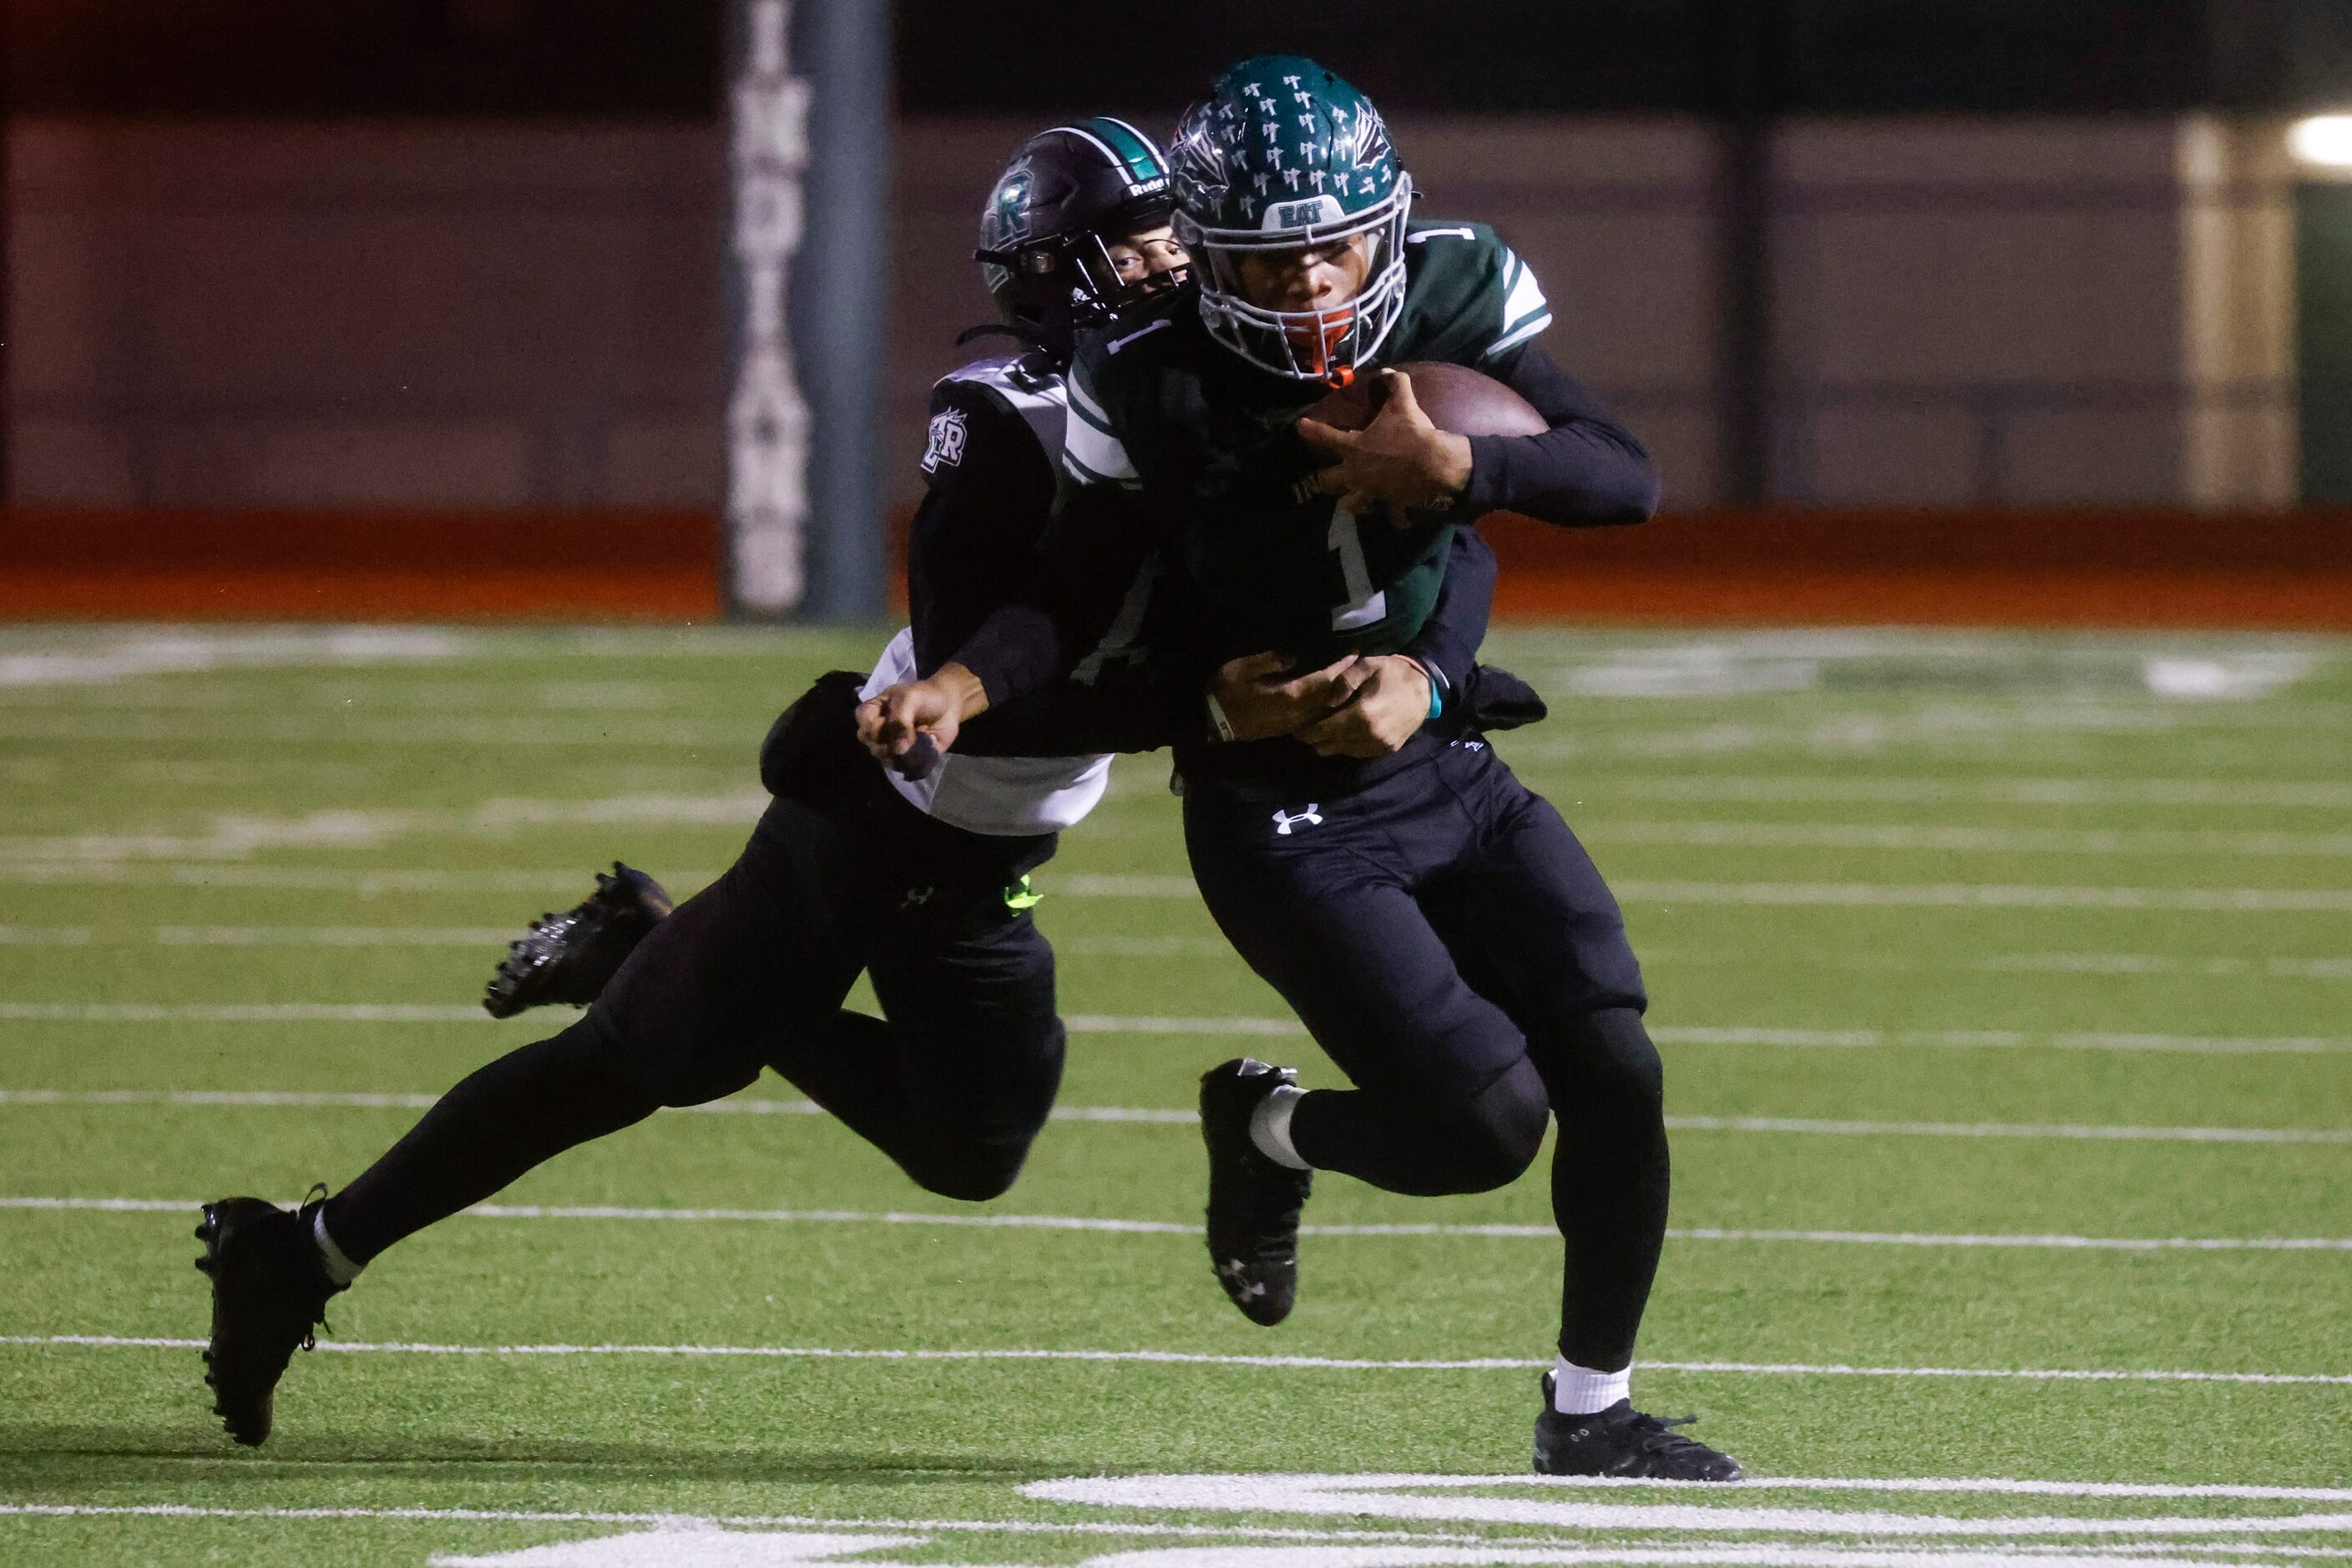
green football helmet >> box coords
[1170,55,1413,384]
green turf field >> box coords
[1,622,2346,1567]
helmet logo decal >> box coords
[921,407,968,473]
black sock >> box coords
[1543,1007,1671,1370]
[322,1021,660,1267]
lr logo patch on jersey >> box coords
[1272,804,1323,836]
[922,407,968,473]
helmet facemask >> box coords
[1180,174,1412,386]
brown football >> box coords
[1301,361,1547,438]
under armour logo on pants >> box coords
[1272,805,1323,836]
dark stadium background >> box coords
[3,0,2350,620]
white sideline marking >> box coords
[3,1089,2345,1146]
[12,1195,2347,1253]
[1585,821,2352,857]
[1617,882,2352,914]
[0,1501,1502,1546]
[1583,775,2352,810]
[5,1002,2344,1055]
[8,1334,2348,1385]
[1026,1471,2352,1537]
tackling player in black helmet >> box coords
[974,117,1190,358]
[190,114,1501,1450]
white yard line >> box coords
[1027,1472,2352,1540]
[149,925,521,947]
[1582,822,2352,857]
[15,928,2349,983]
[8,1196,2344,1253]
[3,1089,2344,1145]
[12,862,2352,916]
[0,1502,1517,1548]
[1560,776,2352,810]
[1616,882,2352,914]
[0,629,464,689]
[0,713,749,747]
[1648,1028,2352,1056]
[0,792,769,867]
[1662,1116,2352,1146]
[5,864,663,893]
[6,1335,2345,1386]
[4,1002,2344,1055]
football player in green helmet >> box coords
[864,55,1743,1481]
[1169,61,1414,384]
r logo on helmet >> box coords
[921,407,967,473]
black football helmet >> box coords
[974,117,1183,362]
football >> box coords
[1301,361,1548,438]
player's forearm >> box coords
[945,605,1064,714]
[1464,346,1661,526]
[1400,526,1498,705]
[953,673,1187,757]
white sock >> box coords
[311,1207,364,1287]
[1551,1357,1631,1414]
[1248,1083,1311,1171]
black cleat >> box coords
[193,1188,342,1447]
[1533,1375,1743,1479]
[483,862,673,1018]
[1199,1058,1313,1327]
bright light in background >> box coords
[2289,115,2352,169]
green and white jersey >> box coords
[1060,219,1549,671]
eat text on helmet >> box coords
[1170,54,1413,386]
[974,117,1186,362]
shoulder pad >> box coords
[933,357,1069,464]
[1402,218,1550,364]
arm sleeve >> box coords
[953,665,1191,756]
[948,482,1168,709]
[1456,342,1662,528]
[1399,525,1496,704]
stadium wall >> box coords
[2,113,2339,625]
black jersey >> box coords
[905,354,1070,676]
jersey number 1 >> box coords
[1327,506,1388,632]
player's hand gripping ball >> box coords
[1297,362,1545,524]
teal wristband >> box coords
[1426,672,1444,720]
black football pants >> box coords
[1183,736,1668,1373]
[324,790,1065,1267]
